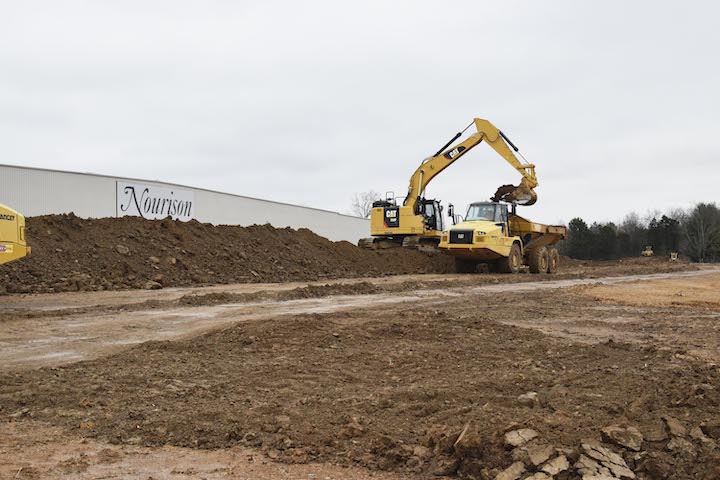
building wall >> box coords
[0,164,369,243]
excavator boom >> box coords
[404,118,538,212]
[361,117,539,251]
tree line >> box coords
[560,203,720,263]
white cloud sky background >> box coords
[1,1,718,225]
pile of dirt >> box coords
[2,289,719,478]
[0,214,454,294]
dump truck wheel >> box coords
[497,243,522,274]
[454,258,478,274]
[528,247,549,274]
[548,248,560,273]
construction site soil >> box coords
[2,268,720,479]
[2,214,455,294]
[1,214,696,296]
[2,215,718,479]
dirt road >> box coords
[2,266,720,479]
[2,269,717,372]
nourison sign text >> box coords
[116,181,194,221]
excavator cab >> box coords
[419,199,443,232]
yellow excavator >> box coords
[0,204,31,265]
[359,118,538,250]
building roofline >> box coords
[0,163,366,221]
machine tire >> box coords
[454,258,478,274]
[548,248,560,273]
[497,243,522,274]
[528,247,550,274]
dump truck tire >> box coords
[548,248,560,273]
[528,247,549,274]
[497,243,522,274]
[454,258,477,274]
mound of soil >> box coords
[0,214,454,294]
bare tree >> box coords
[351,190,381,218]
[683,203,720,262]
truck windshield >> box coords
[465,204,496,221]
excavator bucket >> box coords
[491,178,537,206]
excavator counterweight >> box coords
[0,204,31,265]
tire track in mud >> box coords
[1,268,718,371]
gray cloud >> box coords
[1,0,718,225]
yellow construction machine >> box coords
[359,118,538,250]
[439,202,566,273]
[641,245,654,257]
[0,204,31,265]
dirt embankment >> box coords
[1,214,454,294]
[1,215,698,295]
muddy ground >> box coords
[1,264,719,479]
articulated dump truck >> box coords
[439,201,566,274]
[0,204,31,265]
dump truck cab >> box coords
[0,204,31,265]
[440,202,519,262]
[439,201,566,274]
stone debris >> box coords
[524,473,551,480]
[504,429,540,448]
[143,280,163,290]
[601,425,644,452]
[500,429,640,480]
[512,442,554,467]
[667,437,697,460]
[579,443,636,479]
[642,424,668,443]
[575,454,614,478]
[661,415,687,437]
[701,421,720,441]
[494,461,526,480]
[338,421,364,439]
[540,455,570,476]
[432,457,460,476]
[517,392,540,408]
[689,426,718,450]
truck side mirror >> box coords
[448,204,454,218]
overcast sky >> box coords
[2,1,718,225]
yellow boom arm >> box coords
[403,118,538,212]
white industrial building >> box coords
[0,164,368,243]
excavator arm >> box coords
[403,118,538,213]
